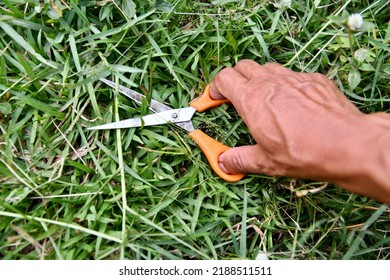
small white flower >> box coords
[34,5,42,13]
[347,14,363,31]
[255,251,269,260]
[272,0,292,9]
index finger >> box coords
[234,59,267,79]
[209,67,248,103]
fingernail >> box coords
[219,162,231,174]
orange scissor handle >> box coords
[189,85,229,112]
[189,129,245,182]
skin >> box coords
[209,59,390,205]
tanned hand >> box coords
[209,60,390,205]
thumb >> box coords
[219,145,272,175]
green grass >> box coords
[0,0,389,260]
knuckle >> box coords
[310,73,332,85]
[235,59,253,67]
[215,67,235,82]
[229,151,248,173]
[311,72,325,79]
[263,62,290,74]
[237,59,264,70]
[213,67,236,90]
[263,62,278,68]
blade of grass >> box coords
[191,184,204,233]
[145,33,188,91]
[125,205,210,259]
[113,76,128,260]
[0,21,58,69]
[1,0,389,261]
[2,0,24,18]
[0,210,122,244]
[246,18,270,62]
[240,185,247,259]
[68,33,81,73]
[9,89,65,119]
[285,0,352,67]
[343,204,389,259]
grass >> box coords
[0,0,389,260]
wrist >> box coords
[330,113,390,203]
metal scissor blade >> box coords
[99,78,172,113]
[87,107,197,130]
[98,78,196,131]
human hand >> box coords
[209,60,366,182]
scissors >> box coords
[87,78,245,182]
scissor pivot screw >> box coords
[172,113,178,119]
